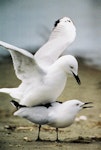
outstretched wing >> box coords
[34,28,68,68]
[34,39,67,68]
[34,17,76,68]
[0,41,44,82]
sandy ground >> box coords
[0,59,101,150]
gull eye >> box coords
[70,66,74,69]
[76,103,79,106]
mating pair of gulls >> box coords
[0,17,92,141]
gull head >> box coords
[64,100,93,114]
[53,17,76,42]
[58,55,81,85]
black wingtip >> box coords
[10,100,26,109]
[54,19,60,27]
[10,100,20,109]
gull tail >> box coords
[0,88,21,100]
[0,88,13,94]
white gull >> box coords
[0,17,80,106]
[11,100,92,141]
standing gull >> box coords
[11,100,92,141]
[0,17,80,106]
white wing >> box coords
[14,107,49,125]
[0,41,44,82]
[34,38,67,68]
[34,17,76,68]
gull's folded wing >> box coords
[14,107,49,125]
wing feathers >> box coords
[0,41,34,58]
[0,41,44,81]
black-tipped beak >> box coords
[73,72,81,85]
[82,102,93,109]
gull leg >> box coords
[56,128,60,142]
[36,125,42,141]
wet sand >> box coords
[0,60,101,150]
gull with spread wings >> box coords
[0,17,81,106]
